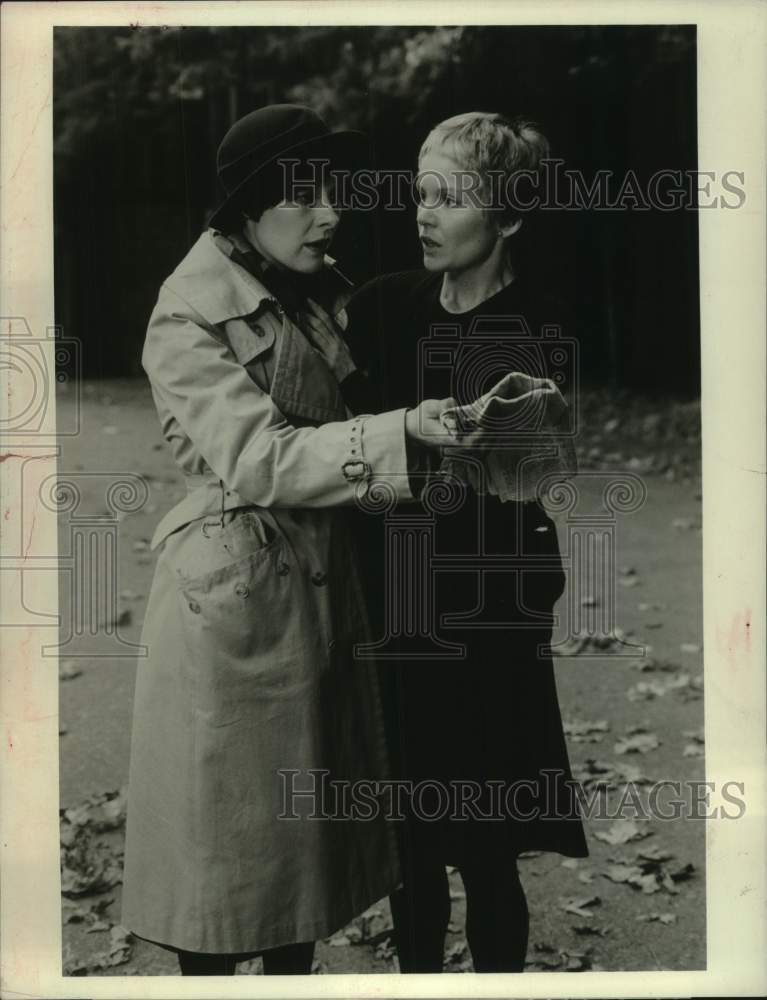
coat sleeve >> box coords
[143,286,414,508]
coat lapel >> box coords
[165,231,347,424]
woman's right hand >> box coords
[405,398,462,449]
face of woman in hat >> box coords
[241,164,341,275]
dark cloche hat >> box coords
[208,103,366,229]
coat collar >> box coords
[164,229,339,327]
[162,230,272,325]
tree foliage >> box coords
[54,26,699,387]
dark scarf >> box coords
[213,229,352,324]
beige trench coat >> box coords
[121,230,413,954]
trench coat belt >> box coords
[184,472,225,495]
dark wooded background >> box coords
[54,25,699,391]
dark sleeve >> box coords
[344,272,438,494]
[340,275,388,415]
[339,368,376,416]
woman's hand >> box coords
[303,297,358,382]
[405,398,462,449]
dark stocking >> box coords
[460,857,529,973]
[389,854,451,973]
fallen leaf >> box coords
[571,759,652,789]
[677,674,704,701]
[533,941,557,953]
[614,732,661,755]
[561,895,601,919]
[564,719,610,743]
[670,863,695,884]
[64,927,135,974]
[680,642,701,654]
[631,657,679,673]
[637,912,677,925]
[86,920,111,933]
[89,897,115,917]
[59,661,82,681]
[328,934,351,947]
[375,938,396,961]
[62,902,88,925]
[594,819,653,846]
[671,517,696,530]
[571,924,609,937]
[561,858,579,869]
[627,680,666,701]
[602,851,693,896]
[637,845,674,863]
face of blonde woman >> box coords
[244,180,340,274]
[416,148,503,275]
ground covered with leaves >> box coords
[58,380,704,976]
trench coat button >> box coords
[235,582,249,598]
[311,571,327,587]
[188,600,201,614]
[277,561,290,576]
[252,324,266,338]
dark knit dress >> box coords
[342,270,588,863]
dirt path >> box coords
[57,379,704,976]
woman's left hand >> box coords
[303,298,358,382]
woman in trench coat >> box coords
[120,105,458,976]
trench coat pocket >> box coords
[163,510,293,667]
[164,509,281,583]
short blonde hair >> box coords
[419,111,550,221]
